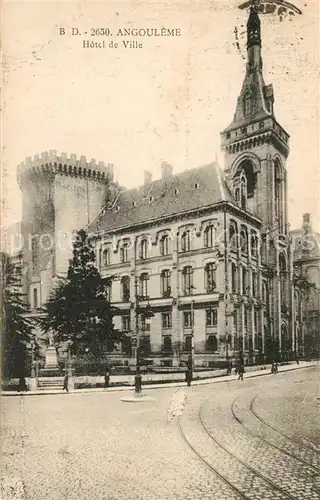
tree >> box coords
[39,229,121,357]
[1,252,34,379]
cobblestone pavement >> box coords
[1,365,319,500]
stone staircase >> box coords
[38,377,65,391]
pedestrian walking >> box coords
[186,355,193,387]
[237,365,244,381]
[104,369,110,389]
[227,360,232,376]
[17,375,28,392]
[63,374,69,392]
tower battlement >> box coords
[17,150,114,187]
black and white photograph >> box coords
[1,0,319,499]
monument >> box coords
[44,332,58,369]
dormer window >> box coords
[226,132,231,139]
[132,201,137,207]
[259,121,264,129]
[149,196,154,202]
[174,188,179,195]
[195,183,199,189]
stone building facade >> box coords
[291,214,320,358]
[16,8,308,366]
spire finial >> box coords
[247,3,261,49]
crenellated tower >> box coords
[17,150,115,308]
[220,7,293,358]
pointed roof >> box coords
[89,162,235,234]
[223,8,274,133]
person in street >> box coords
[186,355,193,387]
[63,374,69,392]
[237,364,244,381]
[17,375,28,392]
[227,360,232,376]
[104,369,110,389]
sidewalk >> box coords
[2,361,317,397]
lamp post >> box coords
[66,339,74,390]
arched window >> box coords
[252,271,258,297]
[121,276,130,302]
[33,288,38,309]
[139,273,149,298]
[205,263,216,293]
[140,239,148,260]
[240,226,248,254]
[234,160,256,208]
[120,243,130,263]
[163,336,172,353]
[160,270,171,297]
[182,266,193,295]
[231,262,237,293]
[204,225,215,248]
[206,335,218,352]
[103,248,111,266]
[234,187,240,203]
[181,230,191,252]
[160,235,169,256]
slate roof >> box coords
[90,162,235,234]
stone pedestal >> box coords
[28,377,38,391]
[45,346,58,369]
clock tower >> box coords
[220,7,294,359]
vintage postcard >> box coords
[1,0,319,499]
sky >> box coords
[2,0,319,233]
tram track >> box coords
[178,395,306,500]
[231,396,320,473]
[250,395,320,454]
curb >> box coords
[1,363,317,397]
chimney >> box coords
[302,213,312,233]
[161,161,173,179]
[144,170,152,185]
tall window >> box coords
[231,262,237,293]
[242,267,248,295]
[206,308,217,327]
[206,335,217,352]
[229,223,238,250]
[103,248,111,267]
[105,282,112,302]
[140,314,150,332]
[120,243,129,263]
[240,227,248,254]
[160,270,171,297]
[139,273,149,298]
[160,235,169,256]
[233,310,238,331]
[244,307,248,330]
[240,175,247,209]
[33,288,38,309]
[182,266,193,295]
[204,225,215,248]
[205,263,216,293]
[184,336,192,352]
[122,316,131,331]
[162,312,172,329]
[181,230,191,252]
[251,232,258,258]
[279,254,287,306]
[254,309,258,332]
[252,271,257,297]
[121,276,130,302]
[163,336,172,352]
[183,311,193,328]
[140,239,148,260]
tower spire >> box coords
[247,6,261,49]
